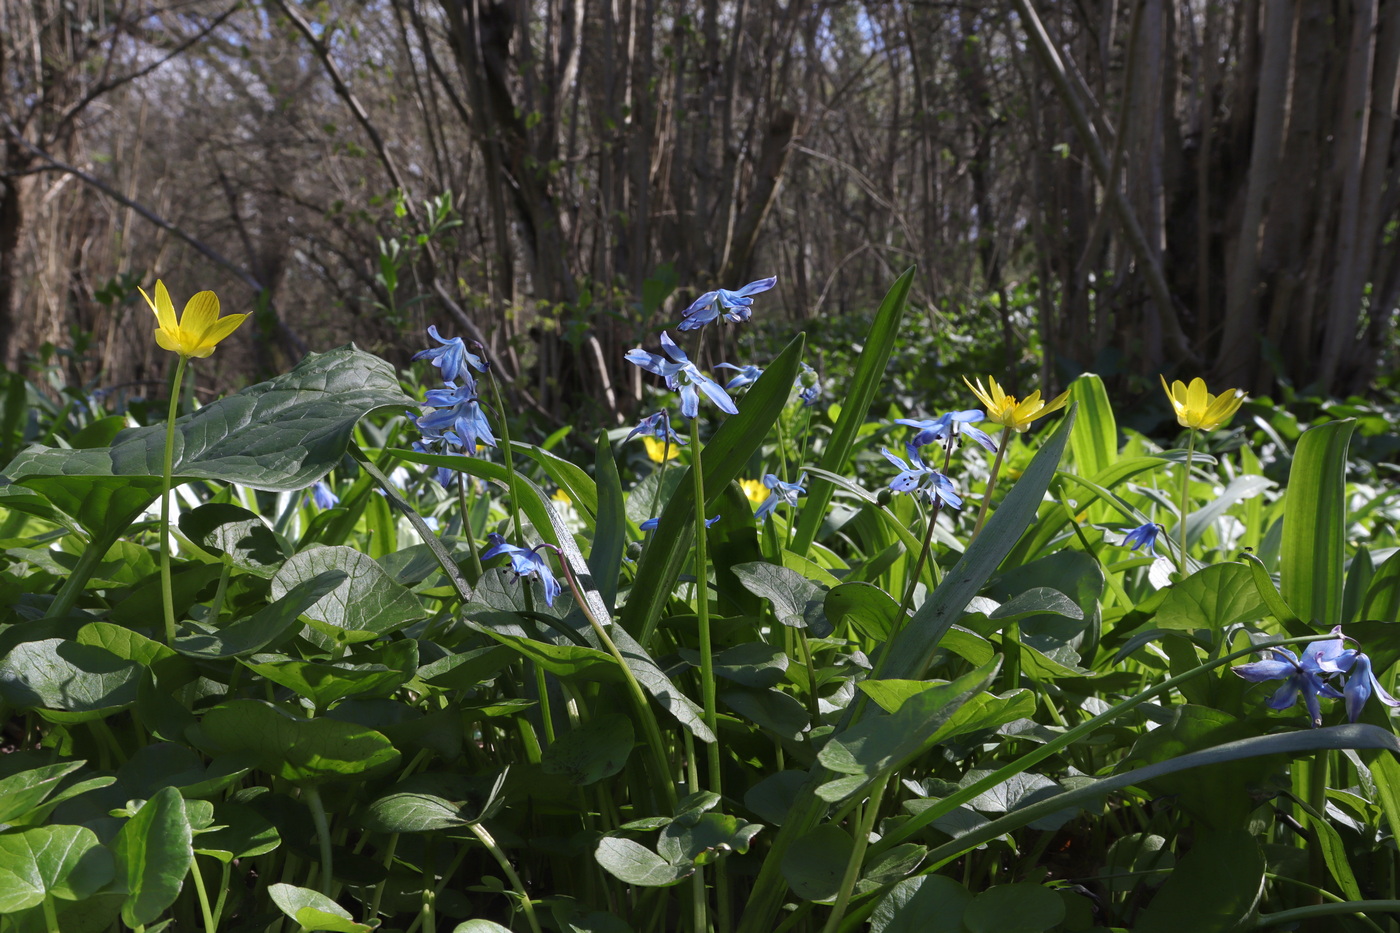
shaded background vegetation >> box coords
[3,0,1398,421]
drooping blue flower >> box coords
[418,382,497,452]
[481,534,562,606]
[1340,653,1400,722]
[625,331,739,419]
[879,446,963,509]
[1122,522,1164,555]
[714,362,765,390]
[308,480,339,509]
[411,325,488,386]
[897,410,998,454]
[797,362,821,407]
[677,276,777,331]
[625,410,688,445]
[754,473,805,521]
[1233,646,1344,728]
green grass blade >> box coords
[1280,419,1356,626]
[789,268,913,557]
[590,431,626,614]
[1067,372,1117,479]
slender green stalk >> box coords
[553,551,678,811]
[302,786,334,897]
[821,777,890,933]
[368,833,400,921]
[1177,428,1197,578]
[689,415,722,797]
[190,854,219,933]
[486,371,526,543]
[1256,902,1400,929]
[456,474,482,578]
[970,426,1013,541]
[465,821,544,933]
[159,354,190,644]
[41,894,59,933]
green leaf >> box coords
[621,333,805,647]
[825,582,901,641]
[733,561,829,634]
[193,801,280,862]
[1067,373,1117,481]
[1156,563,1268,630]
[781,823,852,902]
[242,642,416,711]
[870,874,971,933]
[657,813,762,867]
[1362,548,1400,623]
[542,714,635,786]
[269,883,373,932]
[193,699,400,784]
[1134,829,1264,933]
[269,546,425,650]
[179,503,287,577]
[3,346,411,542]
[594,838,693,887]
[962,883,1065,933]
[174,570,347,658]
[1281,419,1356,625]
[0,825,113,911]
[0,762,85,825]
[113,786,193,928]
[451,923,516,933]
[511,440,598,525]
[590,431,627,613]
[0,636,141,720]
[791,267,913,555]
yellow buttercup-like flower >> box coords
[739,478,767,507]
[642,436,680,463]
[1160,376,1245,431]
[963,375,1070,433]
[141,280,248,359]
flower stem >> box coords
[970,426,1012,542]
[159,354,189,645]
[689,417,722,797]
[465,821,544,933]
[456,474,482,578]
[303,785,334,897]
[1177,429,1197,579]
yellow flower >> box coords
[963,375,1069,433]
[552,488,572,506]
[140,280,247,359]
[1160,376,1245,431]
[642,436,680,463]
[739,478,767,506]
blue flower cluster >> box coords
[755,474,806,522]
[482,534,562,606]
[1233,627,1400,727]
[410,326,493,487]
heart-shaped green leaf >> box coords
[0,824,114,911]
[113,786,193,928]
[194,699,400,784]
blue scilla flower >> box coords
[418,382,497,453]
[625,331,739,419]
[677,276,777,331]
[308,480,339,509]
[412,325,488,386]
[1122,522,1164,555]
[797,362,821,407]
[880,446,963,509]
[1298,627,1400,723]
[481,534,562,606]
[714,362,764,390]
[897,410,998,454]
[1233,646,1343,728]
[754,473,805,521]
[625,409,688,445]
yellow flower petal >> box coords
[154,329,182,354]
[141,282,242,359]
[179,291,221,343]
[199,312,249,350]
[140,282,178,334]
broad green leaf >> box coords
[174,570,347,658]
[76,621,190,684]
[195,801,280,862]
[819,660,998,780]
[0,637,140,720]
[270,545,425,649]
[791,267,913,555]
[179,503,287,577]
[1362,548,1400,623]
[1281,419,1356,625]
[621,333,805,647]
[452,923,516,933]
[781,823,852,902]
[962,883,1065,933]
[511,440,598,525]
[1134,829,1264,933]
[269,883,373,933]
[3,346,410,546]
[1288,793,1362,901]
[242,640,416,711]
[1155,563,1268,630]
[870,874,971,933]
[1067,373,1117,481]
[826,582,901,641]
[711,481,766,619]
[193,699,400,783]
[0,761,85,825]
[0,825,112,910]
[733,561,829,634]
[692,642,788,689]
[542,714,635,786]
[594,838,693,887]
[114,786,193,928]
[720,687,810,740]
[657,813,762,867]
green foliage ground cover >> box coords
[3,271,1400,932]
